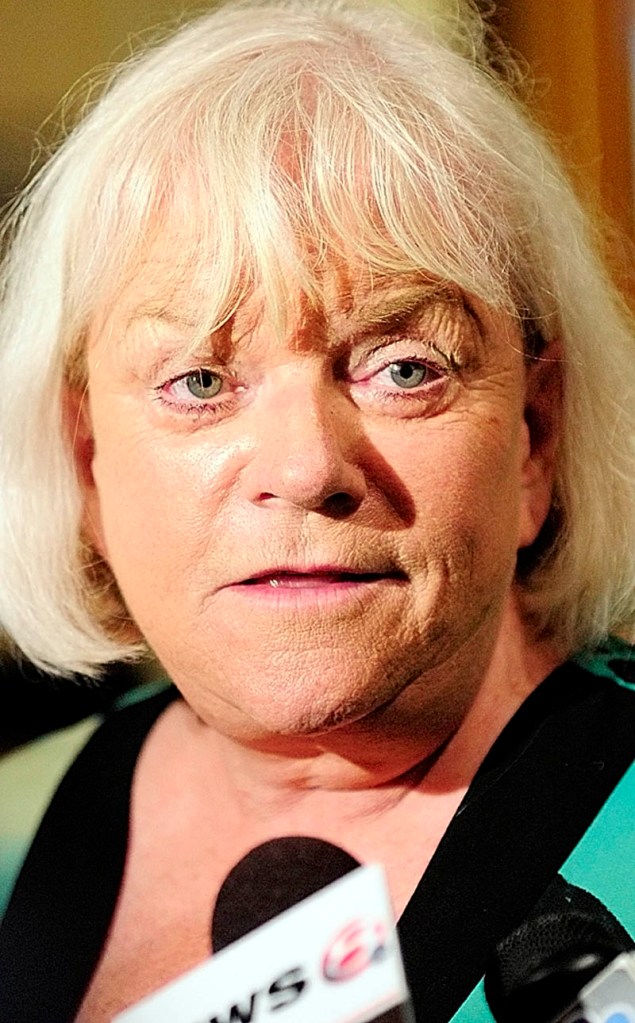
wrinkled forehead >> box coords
[62,15,532,381]
[88,224,470,358]
[71,126,524,385]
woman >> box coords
[0,1,634,1020]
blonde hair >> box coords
[0,0,633,675]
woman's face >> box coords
[77,253,551,747]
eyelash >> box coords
[154,369,236,418]
[154,345,453,419]
[349,339,454,410]
[363,353,447,392]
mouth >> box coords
[216,565,408,611]
[235,567,408,589]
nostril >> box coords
[257,490,360,514]
[322,491,362,519]
[244,414,367,512]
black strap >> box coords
[0,687,176,1023]
[398,663,635,1023]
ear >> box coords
[62,385,108,558]
[517,342,563,549]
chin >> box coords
[183,663,406,745]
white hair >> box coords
[0,0,633,675]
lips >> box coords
[242,571,392,588]
[236,567,408,588]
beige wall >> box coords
[2,0,634,258]
[0,1,220,197]
[0,1,222,122]
[494,0,635,295]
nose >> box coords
[242,373,367,515]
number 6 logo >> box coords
[322,919,388,982]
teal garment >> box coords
[0,716,102,922]
[573,635,635,689]
[450,757,635,1022]
[448,636,635,1023]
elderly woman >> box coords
[0,1,634,1021]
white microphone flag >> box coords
[113,863,411,1023]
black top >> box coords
[1,661,634,1023]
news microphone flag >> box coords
[555,951,635,1023]
[112,863,413,1023]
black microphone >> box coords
[114,837,414,1022]
[485,910,635,1023]
[212,835,360,951]
[210,836,415,1023]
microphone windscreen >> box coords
[211,836,360,952]
[485,911,630,1023]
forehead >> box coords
[83,234,526,389]
[95,231,469,351]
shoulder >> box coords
[0,715,102,920]
[0,681,174,922]
[520,638,635,748]
[572,635,635,688]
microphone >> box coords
[113,837,414,1023]
[484,911,635,1023]
[212,836,360,951]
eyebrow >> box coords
[124,305,236,358]
[124,306,200,331]
[362,287,450,324]
[331,283,463,343]
[122,282,465,366]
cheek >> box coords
[87,410,250,625]
[395,410,524,528]
[387,408,527,601]
[89,451,174,614]
[89,447,203,648]
[89,420,189,581]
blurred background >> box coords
[1,0,634,750]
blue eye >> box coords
[184,369,223,399]
[388,361,430,389]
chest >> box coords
[74,787,461,1022]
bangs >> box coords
[63,27,519,367]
